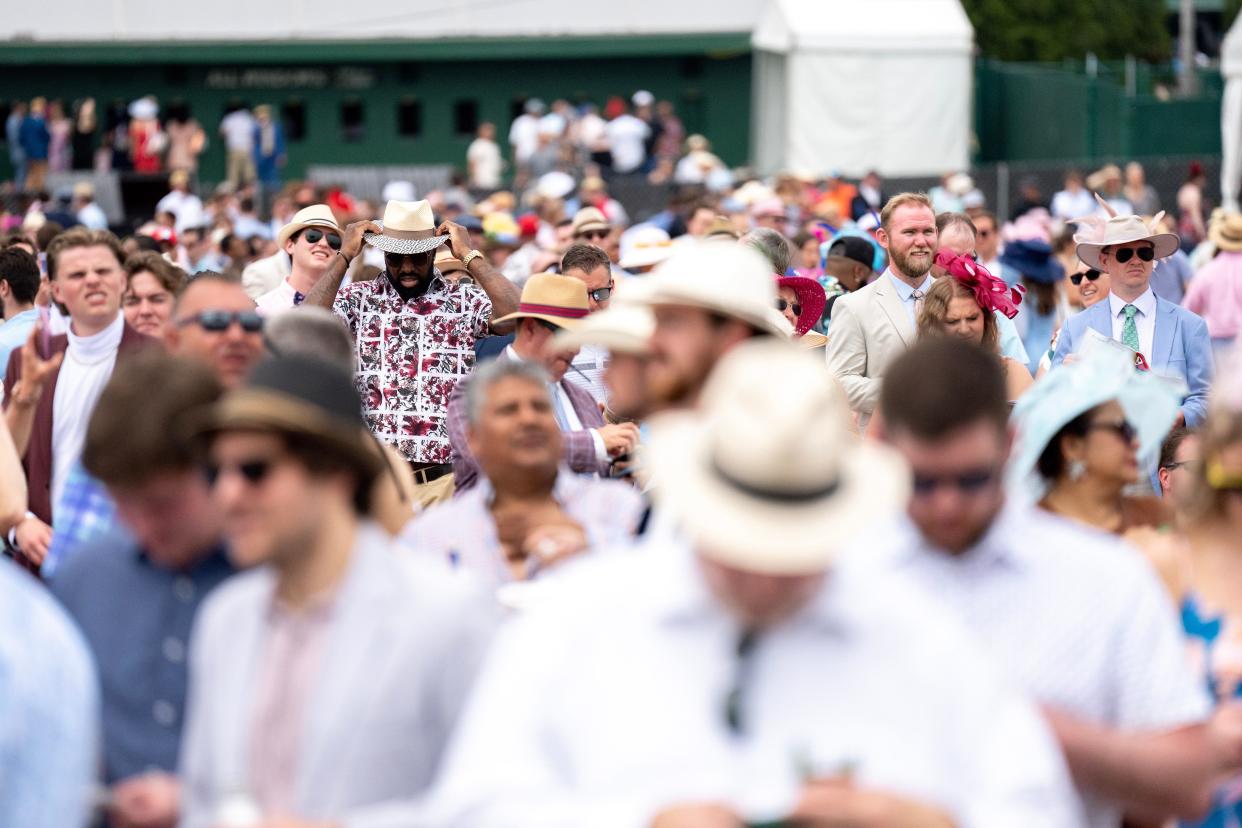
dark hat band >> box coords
[517,302,589,319]
[713,458,841,503]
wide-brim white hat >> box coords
[646,339,910,575]
[276,203,342,248]
[619,225,675,270]
[633,241,792,338]
[1076,213,1180,270]
[552,301,654,355]
[364,200,450,255]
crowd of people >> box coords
[9,81,1242,828]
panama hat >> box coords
[635,241,792,338]
[195,355,386,483]
[1006,339,1185,502]
[1075,212,1180,270]
[364,200,450,256]
[646,339,910,575]
[619,225,675,271]
[493,272,590,330]
[552,302,654,355]
[276,204,342,248]
[571,206,611,237]
[434,246,471,282]
[1211,212,1242,253]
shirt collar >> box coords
[477,465,580,507]
[1109,287,1156,318]
[885,268,933,300]
[879,502,1032,572]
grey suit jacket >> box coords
[823,272,915,418]
[178,523,497,828]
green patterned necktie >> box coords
[1121,304,1141,353]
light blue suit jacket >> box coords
[1051,296,1213,427]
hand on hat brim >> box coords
[363,233,451,256]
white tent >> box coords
[751,0,974,178]
[1222,16,1242,211]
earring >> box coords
[1068,460,1086,481]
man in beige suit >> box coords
[824,193,937,425]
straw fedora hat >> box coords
[1075,213,1180,270]
[636,241,792,338]
[552,302,654,355]
[364,200,450,255]
[1210,212,1242,253]
[493,272,590,330]
[195,355,386,482]
[276,204,342,248]
[646,338,910,575]
[434,246,471,281]
[619,225,675,271]
[571,206,611,237]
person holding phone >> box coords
[254,204,343,317]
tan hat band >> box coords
[382,227,438,240]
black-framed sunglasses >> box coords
[1089,419,1137,443]
[204,457,276,487]
[299,228,343,250]
[776,298,803,317]
[1070,269,1102,286]
[1112,246,1155,264]
[175,310,264,333]
[911,468,997,497]
[1161,460,1191,472]
[589,286,613,303]
[576,229,610,242]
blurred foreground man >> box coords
[430,339,1081,827]
[52,353,232,828]
[180,355,495,827]
[862,338,1236,828]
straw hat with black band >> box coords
[196,355,386,484]
[364,199,451,256]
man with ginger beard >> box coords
[824,192,938,427]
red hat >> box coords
[517,213,540,238]
[775,275,826,337]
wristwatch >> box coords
[462,249,485,269]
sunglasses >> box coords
[1111,246,1155,264]
[911,468,997,496]
[1088,419,1137,443]
[1069,269,1102,286]
[1161,460,1191,472]
[175,310,264,333]
[776,298,803,317]
[576,229,610,242]
[589,286,613,303]
[204,457,276,488]
[300,228,342,250]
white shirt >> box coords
[428,536,1083,827]
[219,109,255,153]
[155,190,205,235]
[1108,287,1157,361]
[1050,189,1097,221]
[507,115,540,164]
[75,203,107,231]
[254,279,303,318]
[568,344,609,405]
[466,138,503,189]
[606,115,651,174]
[852,505,1209,828]
[52,313,124,510]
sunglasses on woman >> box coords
[1069,269,1101,286]
[300,228,343,250]
[776,298,803,317]
[1111,246,1155,264]
[1088,419,1137,443]
[175,310,264,333]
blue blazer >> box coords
[1051,296,1213,427]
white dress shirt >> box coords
[429,535,1083,827]
[1108,287,1158,361]
[851,504,1209,828]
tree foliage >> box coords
[960,0,1171,62]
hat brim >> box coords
[573,221,612,236]
[1075,232,1180,270]
[553,327,650,355]
[277,218,343,248]
[620,249,675,270]
[1210,225,1242,253]
[194,389,386,481]
[776,276,827,336]
[364,229,450,255]
[635,284,793,338]
[646,415,910,575]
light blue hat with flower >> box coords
[1007,337,1186,502]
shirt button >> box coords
[173,577,195,603]
[152,700,177,727]
[162,637,185,664]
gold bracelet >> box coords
[463,250,485,269]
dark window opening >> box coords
[282,99,306,141]
[397,98,422,138]
[341,98,365,143]
[453,99,479,136]
[509,96,529,124]
[680,57,705,78]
